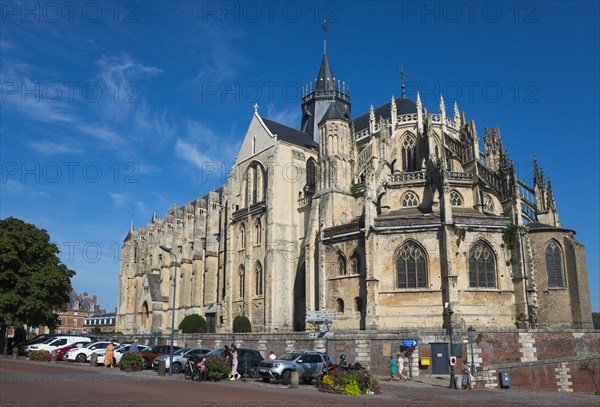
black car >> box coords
[200,348,263,378]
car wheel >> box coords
[172,362,182,373]
[262,378,270,383]
[141,357,150,369]
[249,365,260,379]
[282,370,291,385]
[75,353,86,363]
[302,378,313,384]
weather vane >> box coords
[395,65,409,98]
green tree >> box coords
[0,217,75,329]
[178,313,207,333]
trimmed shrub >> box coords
[232,315,252,333]
[120,351,144,371]
[178,314,208,333]
[27,350,51,361]
[205,355,231,381]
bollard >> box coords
[158,360,166,376]
[12,347,18,359]
[289,371,299,389]
[51,350,57,363]
[90,353,98,367]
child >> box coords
[197,359,208,382]
[462,361,472,389]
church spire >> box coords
[322,19,328,54]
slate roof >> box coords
[261,117,318,149]
[525,222,574,233]
[352,97,417,133]
[315,53,336,91]
[319,102,349,124]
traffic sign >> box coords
[403,339,418,347]
[306,310,336,321]
[308,332,336,339]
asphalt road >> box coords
[1,358,598,407]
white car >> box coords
[26,336,91,353]
[63,341,118,363]
[96,344,147,365]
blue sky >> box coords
[1,1,598,313]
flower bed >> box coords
[319,369,380,396]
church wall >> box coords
[529,230,593,328]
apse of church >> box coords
[116,43,593,335]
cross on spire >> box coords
[395,65,409,98]
[322,19,328,54]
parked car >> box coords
[258,351,333,384]
[56,341,91,361]
[139,345,182,369]
[152,348,211,373]
[26,336,91,353]
[63,341,118,363]
[17,334,59,355]
[199,348,263,378]
[96,343,148,365]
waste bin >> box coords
[499,371,511,388]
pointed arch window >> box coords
[255,261,263,295]
[546,240,564,287]
[306,158,316,193]
[255,219,262,245]
[336,298,345,313]
[484,195,495,213]
[239,266,245,298]
[350,252,360,275]
[338,253,347,276]
[450,190,463,207]
[240,224,246,249]
[396,241,428,288]
[401,191,419,208]
[401,135,417,171]
[469,241,496,288]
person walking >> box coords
[390,355,398,381]
[104,341,115,368]
[229,345,240,380]
[397,353,407,381]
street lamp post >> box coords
[160,245,178,376]
[468,327,476,378]
[447,305,457,389]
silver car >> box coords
[152,348,210,373]
[258,351,333,384]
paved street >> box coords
[1,358,598,407]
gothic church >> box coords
[116,43,593,334]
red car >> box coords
[56,341,90,361]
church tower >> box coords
[301,24,351,143]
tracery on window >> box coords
[396,241,428,288]
[450,190,463,207]
[401,191,419,208]
[468,241,496,288]
[546,240,565,288]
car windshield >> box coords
[278,353,303,361]
[41,338,55,344]
[173,348,189,356]
[206,349,224,357]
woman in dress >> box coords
[397,353,407,381]
[229,345,240,380]
[390,355,398,381]
[104,342,115,368]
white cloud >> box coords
[107,192,128,206]
[265,104,301,128]
[27,140,84,155]
[174,138,214,170]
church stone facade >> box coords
[116,51,593,335]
